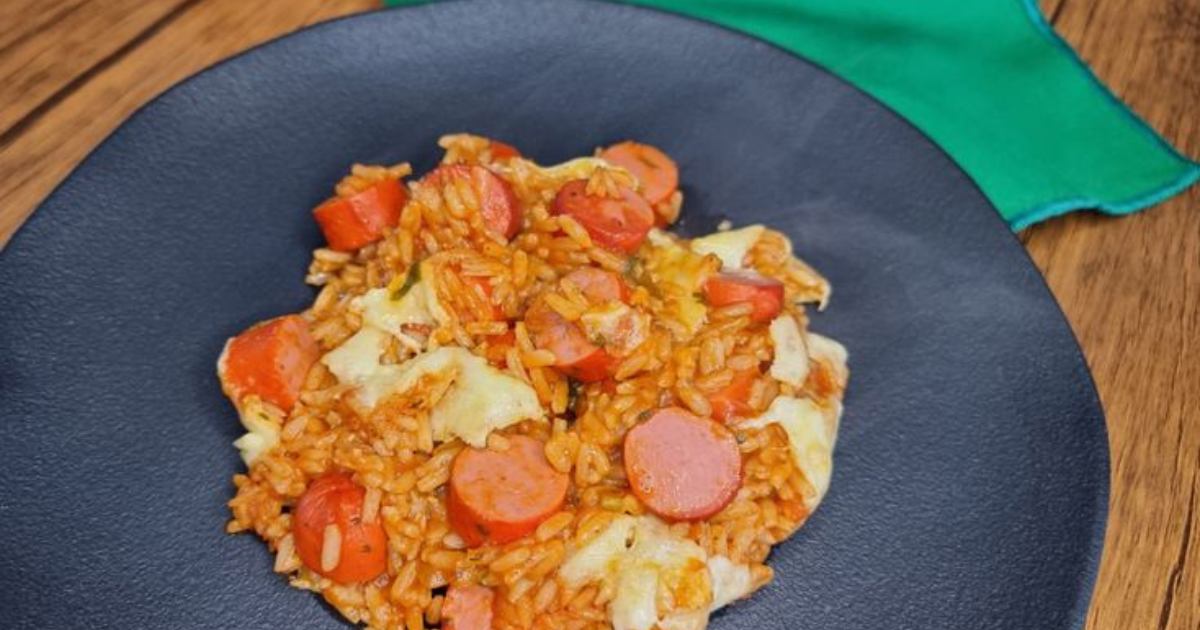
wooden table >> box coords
[1,1,1196,627]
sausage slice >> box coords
[624,407,742,521]
[447,435,568,546]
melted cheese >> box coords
[321,260,543,446]
[537,157,622,181]
[761,230,831,309]
[579,302,649,356]
[422,348,544,446]
[656,610,709,630]
[231,397,282,465]
[768,314,810,387]
[807,331,849,389]
[323,338,543,447]
[358,284,432,331]
[560,516,710,630]
[559,515,635,585]
[741,396,837,509]
[498,156,631,191]
[706,556,754,611]
[644,229,719,337]
[651,556,755,630]
[614,566,660,630]
[689,225,765,270]
[217,342,283,465]
[355,259,451,349]
[322,326,389,385]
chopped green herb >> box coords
[390,263,421,301]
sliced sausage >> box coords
[556,344,617,383]
[599,141,679,205]
[443,583,495,630]
[708,369,758,422]
[447,435,569,546]
[551,179,655,253]
[702,271,785,323]
[293,473,387,584]
[313,178,407,251]
[422,165,522,240]
[524,298,616,383]
[624,407,742,521]
[219,314,320,412]
[563,267,629,303]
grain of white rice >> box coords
[321,525,342,572]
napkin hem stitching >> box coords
[1011,166,1200,231]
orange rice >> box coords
[222,133,849,630]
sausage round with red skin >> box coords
[598,141,679,205]
[708,369,759,422]
[563,267,630,303]
[447,435,569,547]
[556,344,617,383]
[292,473,387,584]
[422,165,522,240]
[624,407,742,521]
[312,179,407,251]
[524,298,617,383]
[219,314,320,412]
[443,584,495,630]
[523,268,630,382]
[702,271,785,323]
[551,180,655,253]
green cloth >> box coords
[385,0,1199,230]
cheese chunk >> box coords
[741,396,838,509]
[768,314,810,387]
[498,156,632,192]
[644,229,719,337]
[422,349,544,447]
[706,555,754,611]
[690,225,765,270]
[324,342,542,447]
[561,516,710,630]
[358,285,432,331]
[231,397,282,465]
[537,157,621,181]
[357,260,451,343]
[613,566,660,630]
[807,331,850,390]
[579,302,649,356]
[322,326,389,385]
[656,610,709,630]
[559,515,635,586]
[652,555,755,630]
[357,347,456,411]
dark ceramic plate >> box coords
[0,1,1108,628]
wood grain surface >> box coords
[1,1,1196,628]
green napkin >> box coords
[384,0,1199,229]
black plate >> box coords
[0,1,1108,628]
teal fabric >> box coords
[384,0,1199,229]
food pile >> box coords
[218,134,849,630]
